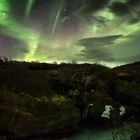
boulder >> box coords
[0,87,81,138]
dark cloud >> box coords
[78,35,123,47]
[128,0,140,6]
[128,17,140,24]
[61,0,110,27]
[65,0,139,25]
[82,0,109,15]
[81,48,114,61]
[93,16,109,24]
[110,2,130,16]
[86,16,109,26]
[77,35,123,61]
[128,10,140,24]
[109,0,140,24]
[117,54,140,62]
[64,0,109,16]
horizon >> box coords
[0,55,135,68]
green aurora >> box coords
[0,0,140,67]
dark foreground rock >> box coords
[0,61,140,139]
[0,87,80,139]
[131,132,140,140]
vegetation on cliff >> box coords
[0,59,140,139]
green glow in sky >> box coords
[25,0,35,18]
[51,0,64,36]
[0,0,140,66]
[0,0,9,11]
[0,0,9,21]
[0,0,40,61]
[1,18,39,61]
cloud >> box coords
[82,0,110,14]
[110,2,130,16]
[128,0,140,6]
[81,48,114,61]
[63,0,110,20]
[128,17,140,24]
[78,35,123,47]
[4,0,140,64]
[111,31,140,63]
[67,0,139,25]
[109,0,140,24]
[117,54,140,62]
[77,35,123,61]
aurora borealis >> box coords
[0,0,140,66]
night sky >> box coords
[0,0,140,67]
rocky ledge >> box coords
[0,61,140,139]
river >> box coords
[67,122,140,140]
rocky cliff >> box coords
[0,61,140,139]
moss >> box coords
[51,95,67,105]
[40,96,49,103]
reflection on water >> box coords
[67,122,140,140]
[31,122,140,140]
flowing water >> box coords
[66,122,140,140]
[31,122,140,140]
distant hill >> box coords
[113,61,140,75]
